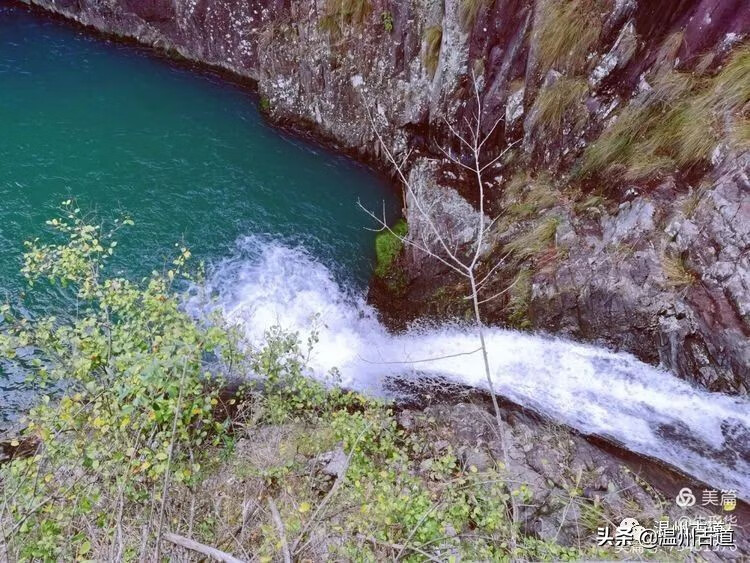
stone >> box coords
[318,447,348,479]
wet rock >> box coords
[409,402,711,549]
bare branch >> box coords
[155,360,188,563]
[291,426,369,556]
[479,139,521,173]
[268,498,291,563]
[474,274,524,306]
[475,250,514,290]
[359,347,482,365]
[359,535,444,563]
[436,143,475,172]
[163,532,246,563]
[361,100,468,267]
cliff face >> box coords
[22,0,750,393]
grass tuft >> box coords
[662,254,697,288]
[730,119,750,151]
[423,25,443,77]
[459,0,493,29]
[709,44,750,113]
[580,42,749,181]
[505,216,559,260]
[507,268,532,328]
[536,0,602,74]
[504,172,559,219]
[531,77,589,137]
[319,0,372,34]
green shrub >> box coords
[0,203,234,560]
[0,207,640,562]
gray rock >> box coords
[318,447,348,479]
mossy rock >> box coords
[374,219,407,278]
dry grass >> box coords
[652,31,684,74]
[423,26,443,77]
[459,0,493,29]
[580,42,749,180]
[730,119,750,151]
[505,216,559,260]
[319,0,372,34]
[580,82,712,178]
[507,268,532,328]
[504,172,559,219]
[710,44,750,113]
[531,77,589,137]
[536,0,603,74]
[662,254,697,288]
[650,69,697,103]
[681,185,706,218]
[621,155,676,181]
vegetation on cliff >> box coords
[0,207,625,561]
[580,44,750,180]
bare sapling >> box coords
[359,73,521,551]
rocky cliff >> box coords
[21,0,750,393]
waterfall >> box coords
[197,235,750,500]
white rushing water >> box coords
[200,236,750,500]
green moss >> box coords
[375,219,407,278]
[536,0,602,74]
[380,10,394,33]
[423,25,443,77]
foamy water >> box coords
[197,236,750,499]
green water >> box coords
[0,1,397,423]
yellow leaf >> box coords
[10,440,19,447]
[298,502,311,514]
